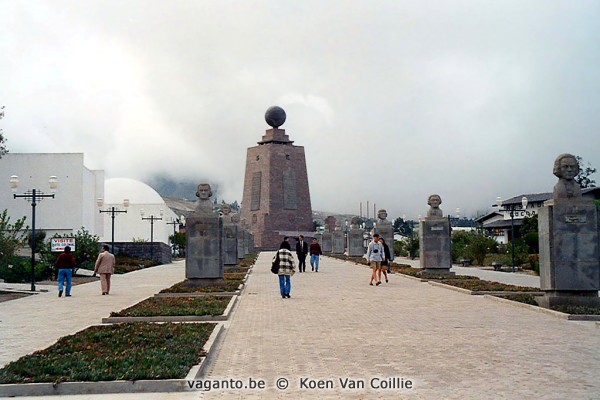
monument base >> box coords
[419,218,452,271]
[536,291,600,308]
[422,268,455,276]
[182,278,227,288]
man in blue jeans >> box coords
[55,246,76,297]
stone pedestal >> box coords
[222,223,238,266]
[377,222,394,257]
[537,199,600,308]
[322,232,333,253]
[237,227,245,260]
[186,214,224,280]
[332,231,345,254]
[347,229,365,257]
[419,218,453,274]
[248,233,255,253]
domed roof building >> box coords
[100,178,179,246]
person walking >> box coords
[55,246,76,297]
[379,237,391,283]
[366,233,386,286]
[94,245,116,295]
[309,238,322,272]
[275,237,296,298]
[295,235,309,273]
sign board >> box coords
[51,238,76,252]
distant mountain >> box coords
[145,175,220,201]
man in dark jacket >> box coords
[295,235,309,273]
[55,246,76,297]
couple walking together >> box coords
[367,234,392,286]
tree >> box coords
[393,217,413,236]
[0,210,27,266]
[575,156,597,188]
[0,106,7,158]
[169,231,186,257]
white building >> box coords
[100,178,178,245]
[0,153,104,237]
[0,153,179,246]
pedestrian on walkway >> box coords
[275,237,295,298]
[379,238,391,283]
[366,234,385,286]
[55,246,76,297]
[309,238,323,272]
[295,235,309,273]
[94,245,116,295]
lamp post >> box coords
[97,198,129,254]
[140,208,163,262]
[495,196,528,272]
[10,175,58,291]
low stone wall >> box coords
[111,242,172,265]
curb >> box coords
[482,295,600,321]
[102,296,238,324]
[154,292,239,298]
[0,323,225,397]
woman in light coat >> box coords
[275,237,296,299]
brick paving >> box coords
[201,253,600,399]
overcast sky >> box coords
[1,0,599,220]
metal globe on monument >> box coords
[265,106,286,128]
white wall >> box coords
[0,153,103,237]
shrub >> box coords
[0,210,27,268]
[0,256,52,283]
[39,228,100,272]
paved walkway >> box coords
[0,260,186,368]
[396,256,541,288]
[2,254,600,399]
[202,253,600,399]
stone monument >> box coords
[221,203,238,266]
[347,216,365,257]
[186,183,224,281]
[419,194,453,274]
[332,222,345,254]
[240,106,313,249]
[375,209,394,255]
[537,154,600,308]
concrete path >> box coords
[201,253,600,399]
[396,256,541,288]
[0,260,186,368]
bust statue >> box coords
[377,209,391,225]
[350,216,361,230]
[221,203,233,222]
[427,194,444,218]
[553,153,582,199]
[194,183,214,214]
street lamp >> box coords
[140,208,164,262]
[10,175,58,291]
[97,198,129,254]
[495,196,528,272]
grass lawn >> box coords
[0,322,215,383]
[110,296,231,317]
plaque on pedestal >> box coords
[223,223,238,266]
[332,231,345,254]
[347,229,364,257]
[322,232,333,253]
[419,218,452,274]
